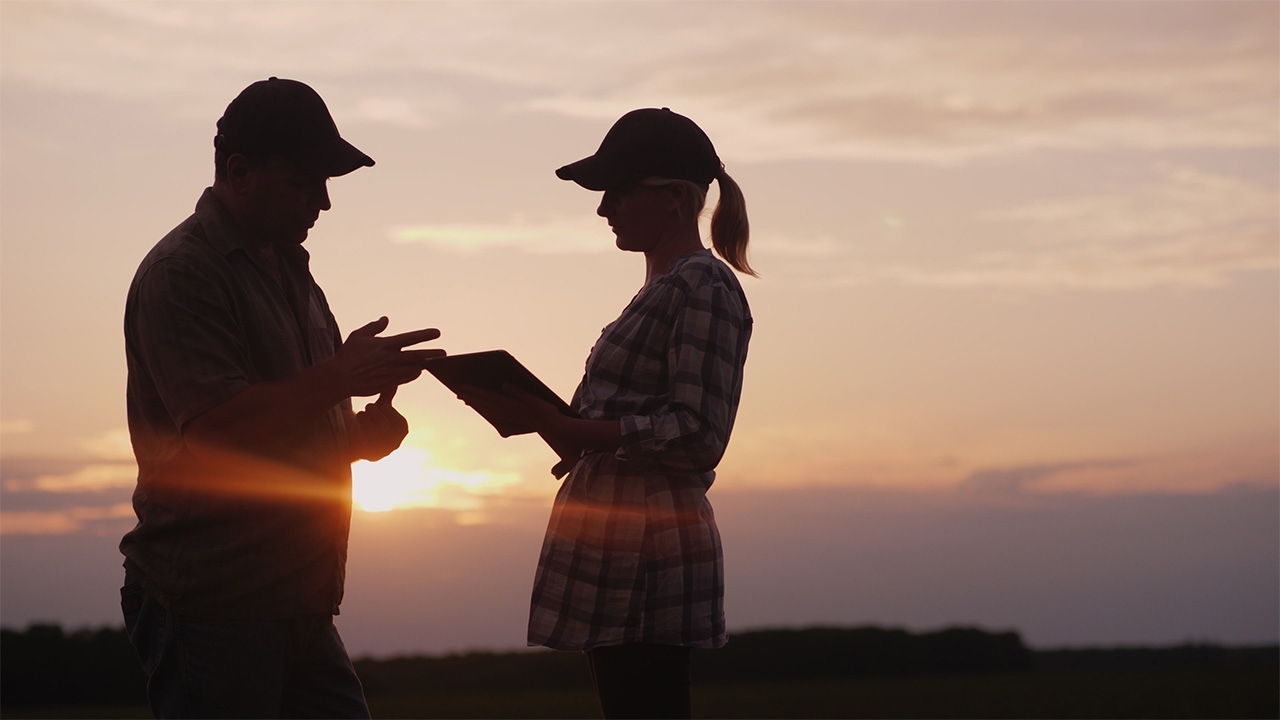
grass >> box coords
[0,703,154,719]
[692,666,1279,718]
[5,666,1276,719]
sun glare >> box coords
[351,445,521,513]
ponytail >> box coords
[710,168,757,277]
[642,171,757,277]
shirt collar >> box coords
[669,247,712,269]
[193,187,311,265]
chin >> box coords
[614,235,644,253]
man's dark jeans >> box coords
[121,575,370,719]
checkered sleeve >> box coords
[617,278,749,472]
[127,257,252,430]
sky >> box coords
[0,1,1277,658]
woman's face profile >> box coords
[597,183,677,253]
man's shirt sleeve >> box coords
[127,257,252,431]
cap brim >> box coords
[555,155,638,191]
[293,137,375,178]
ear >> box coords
[223,153,255,194]
[667,182,697,222]
[663,182,687,214]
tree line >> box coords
[2,623,1275,710]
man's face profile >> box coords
[228,154,332,246]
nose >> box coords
[596,189,615,218]
[313,181,331,213]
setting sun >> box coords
[351,445,521,513]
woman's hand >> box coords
[455,384,623,476]
[454,383,564,436]
[455,385,588,472]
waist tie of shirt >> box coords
[551,448,610,480]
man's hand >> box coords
[184,317,442,461]
[351,386,409,461]
[331,317,445,398]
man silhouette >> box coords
[119,77,442,718]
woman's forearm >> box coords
[539,416,621,479]
[545,415,622,452]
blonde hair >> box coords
[641,169,757,277]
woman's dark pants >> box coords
[585,643,693,719]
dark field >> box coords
[361,666,1279,719]
[3,625,1276,719]
[8,667,1278,719]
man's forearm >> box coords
[184,359,351,459]
[183,317,442,461]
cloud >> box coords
[0,420,33,434]
[951,452,1278,497]
[0,502,133,535]
[296,484,1280,654]
[2,463,137,494]
[508,3,1279,162]
[350,97,427,129]
[2,483,1273,651]
[958,460,1134,495]
[390,215,612,254]
[907,165,1277,290]
[786,164,1278,291]
[80,427,133,461]
[3,2,1273,163]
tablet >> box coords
[423,350,578,437]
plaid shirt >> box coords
[528,249,752,651]
[120,188,354,619]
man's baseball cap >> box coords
[556,108,720,191]
[214,77,374,178]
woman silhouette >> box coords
[459,108,754,719]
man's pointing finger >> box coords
[386,328,442,349]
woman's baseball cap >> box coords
[214,77,374,178]
[556,108,720,191]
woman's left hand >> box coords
[455,383,564,436]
